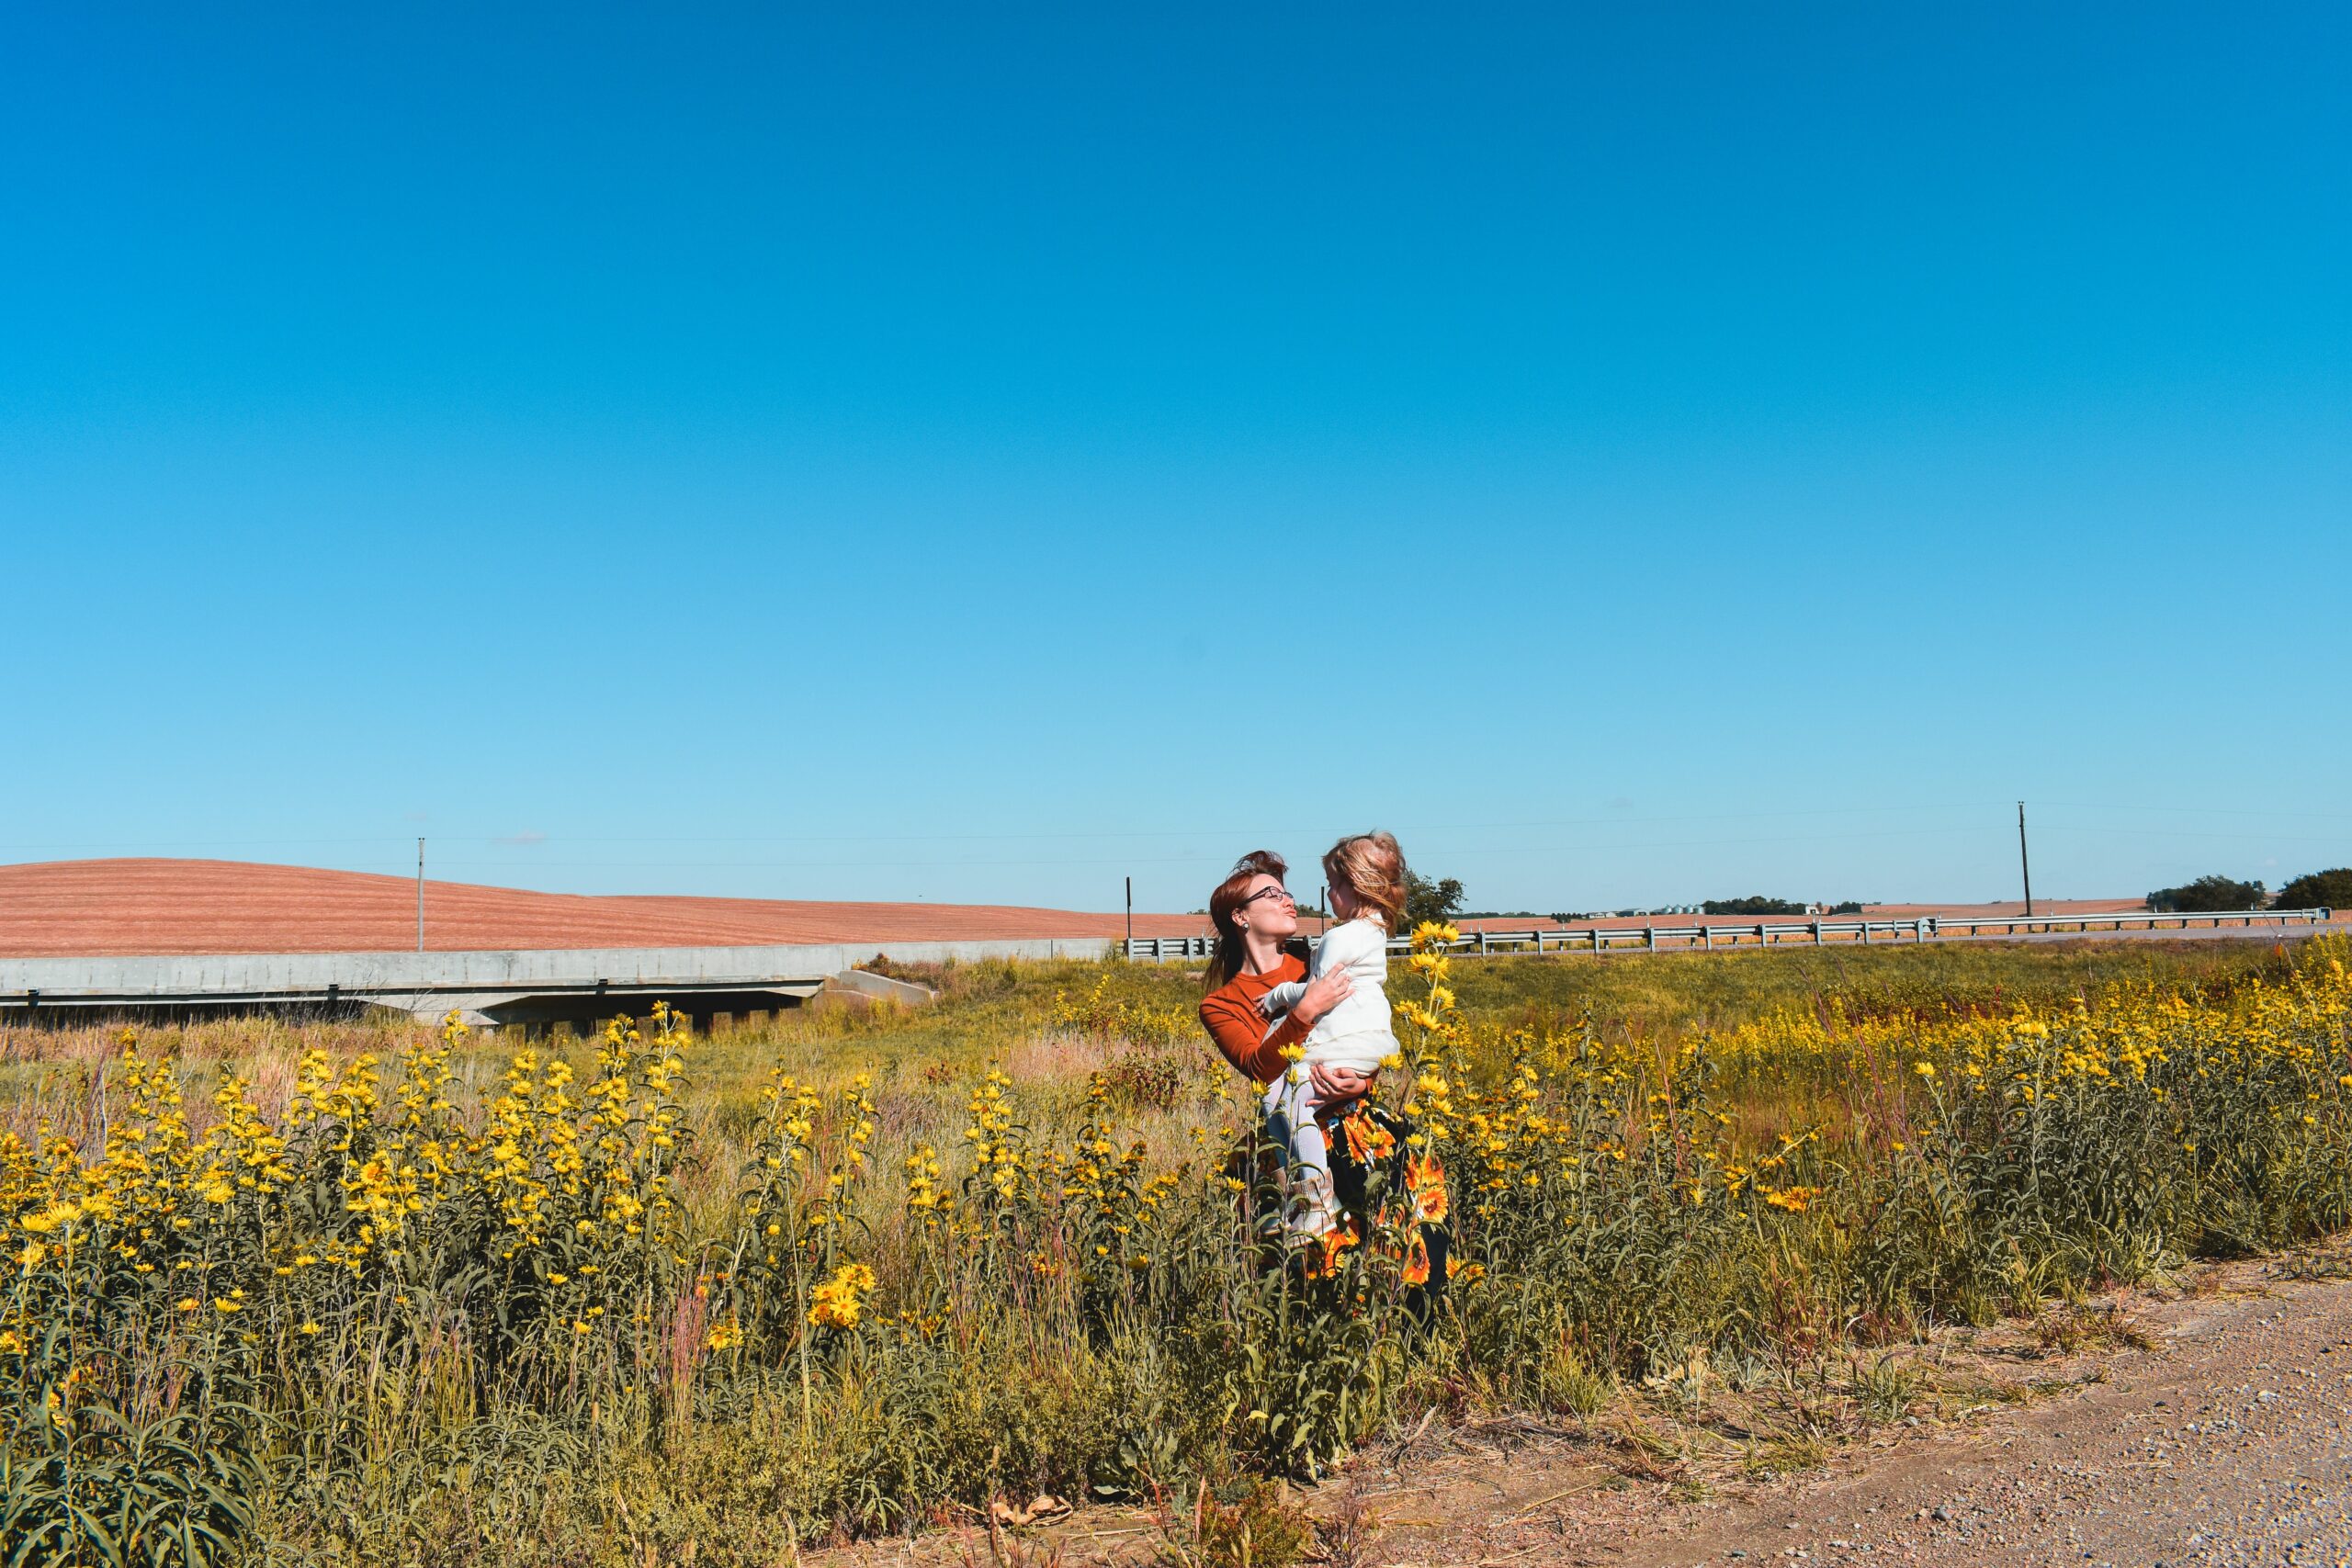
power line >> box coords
[413,825,2011,873]
[2031,824,2350,844]
[13,798,2350,857]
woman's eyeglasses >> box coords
[1242,886,1296,908]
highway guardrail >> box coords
[1121,908,2335,962]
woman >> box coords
[1197,850,1449,1303]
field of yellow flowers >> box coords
[5,933,2348,1565]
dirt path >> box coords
[1224,1270,2352,1568]
[1592,1270,2352,1568]
[826,1262,2352,1568]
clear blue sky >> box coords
[4,4,2346,914]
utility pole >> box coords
[2017,803,2034,918]
[416,838,426,953]
[1318,884,1329,936]
[1124,875,1132,954]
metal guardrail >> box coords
[1121,908,2335,963]
[1926,908,2334,938]
[1393,918,1939,954]
[1127,936,1216,961]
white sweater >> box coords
[1258,918,1396,1074]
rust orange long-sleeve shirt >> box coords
[1198,953,1314,1085]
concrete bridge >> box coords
[0,936,1116,1032]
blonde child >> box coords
[1257,831,1408,1232]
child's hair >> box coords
[1323,831,1408,933]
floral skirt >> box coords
[1302,1099,1452,1308]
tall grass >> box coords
[3,934,2346,1565]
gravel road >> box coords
[812,1268,2352,1568]
[1613,1274,2352,1568]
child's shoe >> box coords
[1282,1169,1340,1237]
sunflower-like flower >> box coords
[808,1261,877,1329]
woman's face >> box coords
[1233,874,1298,940]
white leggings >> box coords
[1262,1070,1343,1198]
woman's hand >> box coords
[1290,967,1354,1028]
[1308,1063,1376,1103]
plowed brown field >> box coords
[0,860,1209,956]
[8,862,2307,960]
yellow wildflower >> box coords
[19,1200,81,1233]
[808,1261,876,1329]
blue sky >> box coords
[4,4,2346,914]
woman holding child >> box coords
[1196,838,1449,1301]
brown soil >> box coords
[1600,1267,2352,1567]
[0,858,1208,956]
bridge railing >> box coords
[1121,908,2335,963]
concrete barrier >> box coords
[1,936,1109,1025]
[820,967,940,1009]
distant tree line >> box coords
[1399,860,2352,934]
[1701,896,1806,917]
[2278,869,2352,909]
[1403,870,1466,930]
[2147,874,2267,912]
[2149,868,2352,912]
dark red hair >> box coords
[1204,849,1289,992]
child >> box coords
[1257,831,1408,1233]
